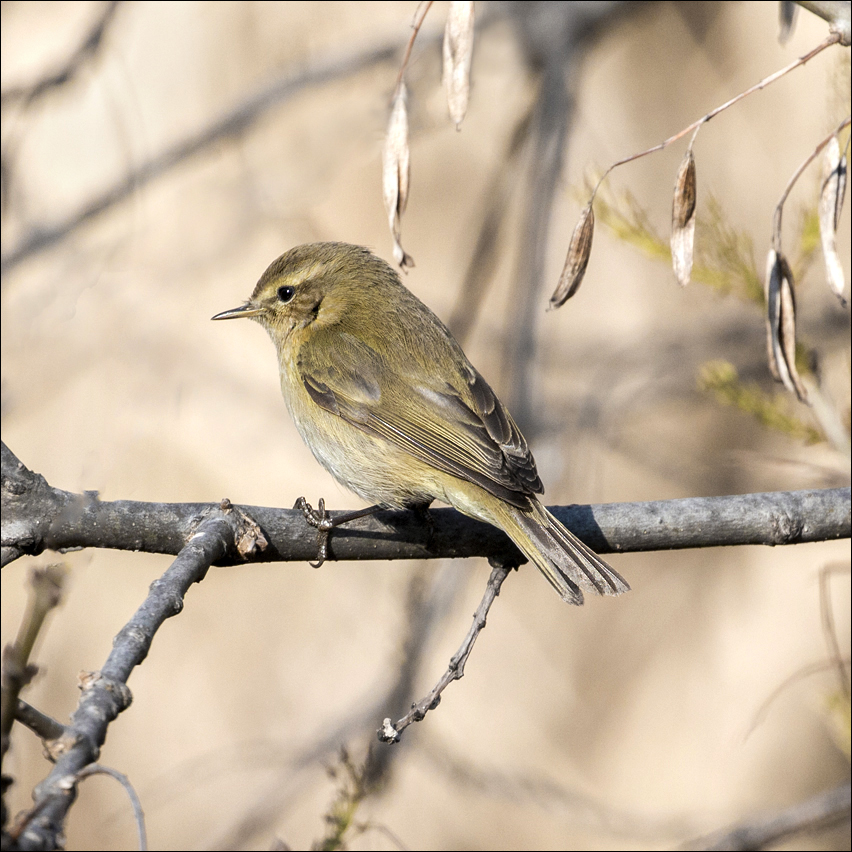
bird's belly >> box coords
[287,395,441,509]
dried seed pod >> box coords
[550,203,594,309]
[671,148,697,287]
[764,249,808,403]
[382,83,414,269]
[818,135,848,306]
[443,1,475,129]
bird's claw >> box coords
[294,498,386,568]
[295,496,335,531]
[294,496,332,568]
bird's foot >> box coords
[410,501,435,550]
[294,497,383,568]
[294,496,335,567]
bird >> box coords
[212,242,629,605]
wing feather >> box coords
[299,331,542,507]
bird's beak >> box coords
[211,303,265,321]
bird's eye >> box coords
[277,285,295,303]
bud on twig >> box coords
[443,1,475,129]
[550,203,594,308]
[671,148,697,286]
[818,135,848,306]
[764,249,808,403]
[382,83,414,269]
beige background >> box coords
[1,2,849,850]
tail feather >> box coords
[495,498,630,605]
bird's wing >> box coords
[298,330,542,506]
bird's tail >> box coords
[492,497,629,605]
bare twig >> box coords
[76,764,147,852]
[14,699,67,743]
[797,1,852,45]
[592,34,842,201]
[555,32,844,303]
[206,566,459,850]
[392,1,435,98]
[1,565,66,763]
[505,55,573,420]
[820,563,851,699]
[448,106,534,342]
[771,116,851,253]
[9,507,247,852]
[378,557,514,742]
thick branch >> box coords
[2,443,849,569]
[8,506,238,851]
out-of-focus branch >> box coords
[0,38,401,274]
[683,779,851,850]
[447,106,533,344]
[0,565,65,766]
[0,1,122,107]
[503,57,572,429]
[2,442,849,571]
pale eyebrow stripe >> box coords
[291,261,329,286]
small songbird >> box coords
[212,242,628,605]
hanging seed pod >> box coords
[550,203,594,309]
[818,135,848,306]
[764,249,808,403]
[671,148,697,287]
[443,1,475,130]
[382,83,414,269]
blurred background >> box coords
[1,1,849,849]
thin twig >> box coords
[1,565,65,764]
[378,558,514,742]
[393,1,435,97]
[1,39,402,273]
[15,699,67,742]
[591,33,843,201]
[77,764,147,851]
[746,656,852,738]
[820,563,851,699]
[772,115,851,251]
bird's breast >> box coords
[275,353,439,509]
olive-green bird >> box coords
[212,242,629,605]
